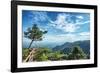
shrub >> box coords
[67,46,87,60]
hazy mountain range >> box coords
[53,40,90,54]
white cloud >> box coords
[76,20,90,25]
[59,33,89,42]
[48,13,90,33]
[32,11,48,22]
[55,13,68,24]
[62,23,80,32]
[23,32,90,47]
[49,13,81,32]
[79,32,90,36]
[31,12,90,33]
[76,15,84,19]
[42,32,90,43]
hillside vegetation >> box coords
[22,46,89,62]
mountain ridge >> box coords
[53,40,90,54]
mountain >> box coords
[53,40,90,54]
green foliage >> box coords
[24,24,47,49]
[68,46,87,60]
[34,48,51,61]
[48,51,64,61]
[61,54,68,60]
[22,46,89,62]
[24,24,47,41]
[37,53,48,61]
[22,48,30,60]
[23,24,89,61]
[34,48,65,61]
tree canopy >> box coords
[24,24,47,49]
[68,46,87,60]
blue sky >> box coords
[22,10,90,48]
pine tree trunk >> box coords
[28,39,34,49]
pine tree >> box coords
[68,46,87,60]
[24,24,47,49]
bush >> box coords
[22,48,30,60]
[48,51,63,61]
[67,46,87,60]
[34,47,51,61]
[61,54,68,60]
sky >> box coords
[22,10,90,48]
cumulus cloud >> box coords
[31,11,89,33]
[30,11,90,42]
[48,13,89,33]
[23,10,91,47]
[32,11,49,23]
